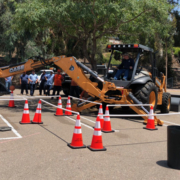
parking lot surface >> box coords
[0,89,180,180]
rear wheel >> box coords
[161,92,171,113]
[133,81,158,111]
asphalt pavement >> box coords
[0,89,180,180]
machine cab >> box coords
[104,44,155,88]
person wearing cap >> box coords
[20,71,29,95]
[52,69,64,98]
[114,53,134,80]
[28,70,38,96]
[5,76,13,92]
[39,71,47,95]
[70,79,80,98]
[45,71,54,96]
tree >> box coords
[13,0,172,69]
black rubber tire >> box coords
[133,81,158,111]
[161,92,171,113]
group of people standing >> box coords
[19,69,63,97]
[5,69,87,98]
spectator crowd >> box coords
[5,69,91,99]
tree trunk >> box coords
[82,38,97,70]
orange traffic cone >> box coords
[19,100,31,124]
[98,104,104,129]
[143,106,157,130]
[102,106,114,133]
[65,96,73,116]
[31,100,43,124]
[67,114,86,149]
[8,91,15,107]
[87,116,106,151]
[54,96,63,116]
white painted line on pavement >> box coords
[65,116,93,130]
[0,114,22,140]
[81,116,96,123]
[162,120,180,126]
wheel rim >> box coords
[167,98,171,110]
[149,91,156,107]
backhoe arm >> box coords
[0,56,65,78]
[53,56,106,98]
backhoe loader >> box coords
[0,44,171,125]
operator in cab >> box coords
[114,53,134,81]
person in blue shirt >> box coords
[39,71,47,95]
[5,76,13,92]
[45,71,54,96]
[28,70,38,96]
[20,72,29,95]
[114,53,134,80]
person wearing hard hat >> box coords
[52,69,64,99]
[114,53,134,80]
[20,71,29,95]
[45,71,54,96]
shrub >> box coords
[173,47,180,57]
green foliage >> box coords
[173,11,180,46]
[157,52,175,78]
[102,53,120,65]
[173,47,180,57]
[11,0,173,69]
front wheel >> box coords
[161,92,171,113]
[133,81,158,111]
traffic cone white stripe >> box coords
[75,120,81,127]
[94,130,102,136]
[58,104,62,108]
[148,115,154,120]
[36,110,41,113]
[37,103,41,108]
[99,108,103,114]
[99,115,103,119]
[105,110,109,115]
[23,110,29,114]
[104,116,110,121]
[24,103,28,109]
[66,105,71,108]
[95,121,101,129]
[74,129,82,134]
[10,92,14,99]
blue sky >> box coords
[173,1,180,11]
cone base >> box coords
[19,121,32,124]
[54,114,64,116]
[67,143,86,149]
[101,129,115,133]
[8,106,16,108]
[64,114,74,116]
[31,121,43,124]
[87,145,107,151]
[143,127,158,130]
